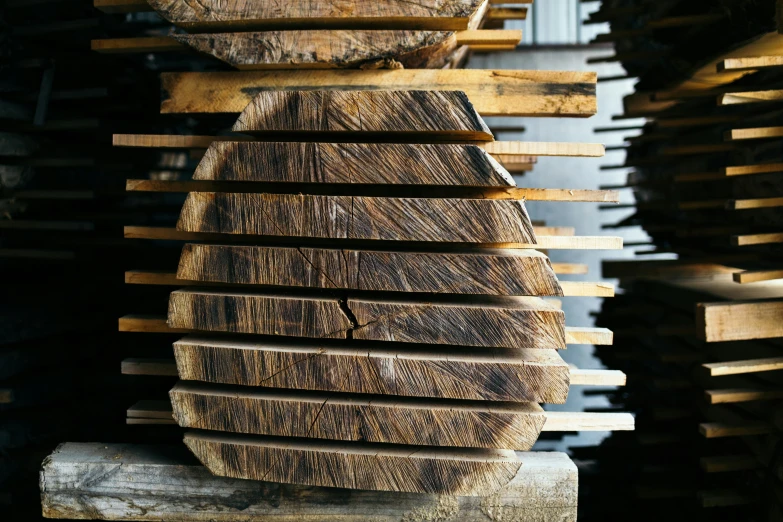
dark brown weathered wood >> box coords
[192,141,514,186]
[176,244,563,296]
[232,90,493,141]
[174,31,459,70]
[176,193,537,243]
[169,382,547,449]
[167,290,566,348]
[172,336,571,402]
[184,430,521,495]
[147,0,489,31]
[41,442,579,521]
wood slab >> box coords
[172,336,571,403]
[174,31,460,69]
[192,141,513,186]
[176,193,537,243]
[169,382,547,449]
[167,290,566,349]
[184,430,522,494]
[40,442,578,521]
[232,90,491,140]
[160,70,597,117]
[175,244,562,296]
[147,0,489,31]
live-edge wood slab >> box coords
[193,141,514,186]
[170,382,547,449]
[41,442,578,521]
[175,30,461,70]
[176,243,563,296]
[172,336,571,403]
[147,0,489,31]
[167,289,566,349]
[184,430,521,495]
[232,90,492,141]
[176,193,537,244]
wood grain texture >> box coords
[167,290,566,348]
[176,244,563,296]
[184,430,521,495]
[348,296,565,348]
[159,70,597,117]
[174,31,459,69]
[232,90,492,140]
[172,336,571,403]
[147,0,489,31]
[176,193,537,244]
[169,382,547,449]
[192,141,514,186]
[41,442,578,521]
[696,299,783,342]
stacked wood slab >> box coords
[582,1,783,520]
[34,0,635,520]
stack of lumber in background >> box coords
[578,0,783,520]
[0,1,200,519]
[0,0,634,520]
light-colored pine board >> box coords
[703,356,783,376]
[124,226,623,250]
[725,126,783,140]
[725,162,783,176]
[541,412,633,431]
[705,388,783,404]
[112,134,603,157]
[564,327,613,345]
[733,269,783,284]
[696,299,783,342]
[551,263,588,274]
[729,197,783,210]
[40,442,578,521]
[718,89,783,105]
[569,369,626,386]
[718,55,783,71]
[126,180,619,202]
[160,70,597,117]
[732,232,783,246]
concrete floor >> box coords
[468,46,646,451]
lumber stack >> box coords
[581,1,783,520]
[25,0,635,519]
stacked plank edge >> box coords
[585,0,783,520]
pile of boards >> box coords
[581,1,783,520]
[22,0,635,520]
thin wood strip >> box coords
[119,357,625,387]
[732,232,783,246]
[718,55,783,71]
[125,180,620,202]
[733,269,783,284]
[124,270,610,297]
[124,226,623,250]
[117,314,608,345]
[729,197,783,210]
[699,422,774,438]
[718,89,783,105]
[725,126,783,141]
[703,357,783,376]
[130,399,634,432]
[159,70,597,117]
[113,134,605,157]
[705,388,783,404]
